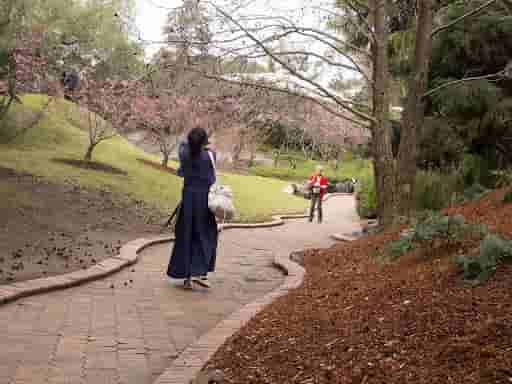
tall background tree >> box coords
[150,0,505,225]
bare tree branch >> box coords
[244,50,363,73]
[184,67,371,128]
[289,30,372,83]
[280,26,372,59]
[208,3,375,123]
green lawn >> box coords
[250,153,373,183]
[0,95,307,222]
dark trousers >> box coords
[309,193,323,222]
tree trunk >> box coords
[371,0,397,227]
[162,152,169,168]
[84,143,96,162]
[397,0,434,217]
[232,142,242,164]
[249,148,256,167]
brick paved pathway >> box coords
[0,196,359,384]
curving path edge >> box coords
[153,193,354,384]
[0,193,357,383]
[0,213,303,307]
[0,193,352,307]
[152,237,306,384]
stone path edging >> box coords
[0,193,357,383]
[153,194,355,384]
[0,213,299,307]
[330,233,359,242]
[0,196,351,307]
[330,218,379,242]
[0,193,354,306]
[0,235,174,306]
[153,229,306,384]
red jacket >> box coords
[308,174,328,198]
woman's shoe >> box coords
[183,278,193,290]
[192,276,211,288]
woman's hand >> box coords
[206,138,216,152]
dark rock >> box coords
[290,251,305,266]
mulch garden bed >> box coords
[204,188,512,383]
[0,166,163,284]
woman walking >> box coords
[167,127,218,290]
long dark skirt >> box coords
[167,187,218,279]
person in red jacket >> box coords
[308,165,328,223]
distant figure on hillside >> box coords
[308,165,328,223]
[61,69,80,102]
[62,70,80,91]
[167,127,218,290]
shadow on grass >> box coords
[52,158,128,176]
[136,158,177,175]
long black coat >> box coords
[167,143,218,279]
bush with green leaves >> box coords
[386,211,487,260]
[503,190,512,204]
[491,169,512,188]
[462,154,483,187]
[412,212,470,241]
[356,169,464,219]
[387,237,415,260]
[455,234,512,283]
[415,170,461,211]
[463,183,487,201]
[356,173,377,219]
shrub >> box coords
[492,169,512,188]
[356,169,462,219]
[412,212,469,241]
[415,170,461,211]
[504,190,512,204]
[387,237,415,260]
[356,173,377,219]
[386,211,486,260]
[463,183,486,201]
[462,154,482,187]
[455,234,512,283]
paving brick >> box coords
[84,368,118,384]
[0,196,359,384]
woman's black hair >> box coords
[188,127,208,158]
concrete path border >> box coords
[153,219,308,384]
[0,193,359,383]
[0,236,173,305]
[153,193,357,384]
[0,193,353,307]
[0,211,321,307]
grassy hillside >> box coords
[0,95,307,222]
